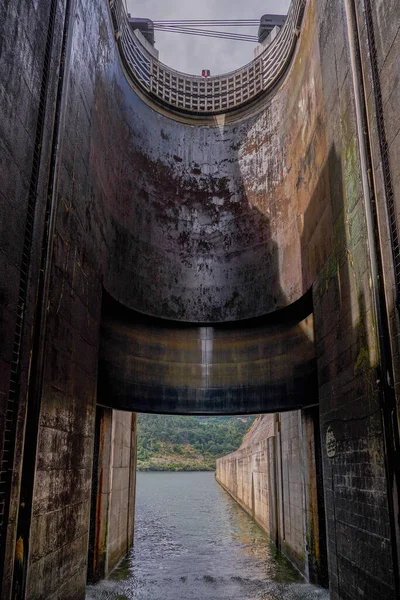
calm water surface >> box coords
[87,472,329,600]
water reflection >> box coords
[86,472,329,600]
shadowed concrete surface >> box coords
[99,293,317,414]
[0,0,400,598]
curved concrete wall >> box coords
[98,296,316,414]
[94,0,331,322]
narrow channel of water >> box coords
[86,472,329,600]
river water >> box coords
[86,472,329,600]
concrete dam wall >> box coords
[216,412,327,585]
[87,410,137,585]
[1,0,400,598]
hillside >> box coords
[137,414,255,471]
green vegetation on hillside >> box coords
[137,414,255,471]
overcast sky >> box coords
[126,0,290,75]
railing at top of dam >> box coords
[109,0,307,114]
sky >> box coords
[126,0,291,75]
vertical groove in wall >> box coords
[126,413,136,554]
[312,408,328,587]
[278,421,285,542]
[363,0,400,308]
[0,0,59,584]
[10,0,76,596]
[251,473,255,520]
[87,408,103,583]
[105,412,116,577]
[298,412,309,582]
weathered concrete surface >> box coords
[106,411,136,572]
[87,410,136,583]
[0,0,400,598]
[217,416,276,531]
[98,294,317,414]
[101,3,331,323]
[312,1,400,597]
[216,411,327,585]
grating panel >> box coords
[109,0,306,114]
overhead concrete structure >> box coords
[99,293,316,414]
[1,0,400,598]
[111,0,306,114]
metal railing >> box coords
[109,0,306,114]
